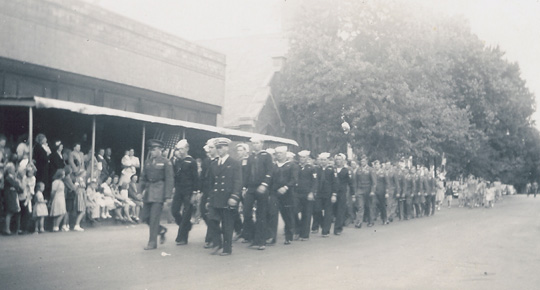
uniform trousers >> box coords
[266,194,279,242]
[171,191,193,243]
[373,193,387,223]
[353,194,367,226]
[413,194,423,217]
[345,190,356,225]
[294,194,313,239]
[278,194,296,242]
[333,192,347,234]
[429,195,436,215]
[387,194,397,221]
[312,197,333,235]
[242,189,268,246]
[404,195,413,219]
[142,202,166,247]
[208,207,235,254]
[396,198,405,220]
[199,193,211,244]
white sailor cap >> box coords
[266,148,276,154]
[175,139,189,149]
[275,146,288,153]
[335,153,347,159]
[286,152,296,159]
[236,143,250,152]
[298,150,311,157]
[319,152,331,159]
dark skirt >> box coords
[4,188,20,213]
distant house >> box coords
[199,34,289,137]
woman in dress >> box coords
[2,163,22,235]
[48,140,65,184]
[50,169,67,232]
[34,134,51,198]
[69,143,85,179]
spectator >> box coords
[96,148,107,184]
[49,140,65,184]
[0,134,12,165]
[117,182,135,223]
[104,148,115,177]
[127,174,142,222]
[63,166,77,231]
[99,176,117,219]
[73,176,87,232]
[50,168,67,232]
[85,179,100,223]
[120,149,140,186]
[2,163,22,235]
[69,143,85,179]
[33,133,51,193]
[18,165,36,234]
[33,182,48,233]
[15,134,29,163]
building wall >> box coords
[0,0,225,109]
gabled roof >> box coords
[198,34,288,128]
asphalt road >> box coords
[1,195,539,290]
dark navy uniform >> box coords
[294,163,317,239]
[207,155,242,255]
[401,171,416,220]
[413,174,425,217]
[333,166,354,234]
[312,165,337,235]
[200,156,217,245]
[242,150,273,246]
[372,168,388,224]
[268,160,298,243]
[385,169,400,222]
[140,144,174,249]
[171,155,200,244]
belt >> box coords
[147,179,164,183]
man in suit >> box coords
[140,139,174,250]
[268,146,298,245]
[333,153,354,235]
[241,137,273,250]
[311,152,337,237]
[171,139,200,245]
[96,148,107,184]
[294,150,317,240]
[200,139,218,249]
[207,138,242,256]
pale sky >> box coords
[86,0,540,124]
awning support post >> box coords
[91,116,96,179]
[141,123,146,174]
[29,107,33,162]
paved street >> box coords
[1,195,539,290]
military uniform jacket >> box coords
[244,151,273,189]
[172,155,200,194]
[416,176,425,195]
[270,161,298,204]
[140,156,174,203]
[373,170,387,195]
[200,157,217,195]
[208,156,242,208]
[335,167,354,197]
[385,171,401,197]
[317,165,337,198]
[401,174,416,198]
[296,163,318,195]
[355,166,376,195]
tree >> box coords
[276,0,539,186]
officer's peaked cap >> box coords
[147,139,164,148]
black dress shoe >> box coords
[159,228,167,244]
[220,252,231,256]
[144,245,157,250]
[266,238,276,245]
[176,241,188,246]
[311,229,319,234]
[258,245,266,250]
[204,242,213,249]
[355,223,362,228]
[241,239,251,244]
[284,240,291,245]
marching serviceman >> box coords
[268,146,298,244]
[311,152,337,237]
[372,160,389,225]
[333,153,354,235]
[171,139,200,245]
[241,137,273,250]
[413,166,425,218]
[354,155,376,228]
[294,150,317,240]
[401,166,416,220]
[235,143,250,240]
[201,139,218,249]
[140,139,174,250]
[385,162,400,223]
[207,138,242,256]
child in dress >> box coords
[85,179,100,223]
[33,182,48,233]
[73,177,87,232]
[20,166,36,234]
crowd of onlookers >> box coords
[444,176,514,210]
[0,133,144,235]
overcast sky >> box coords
[87,0,540,123]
